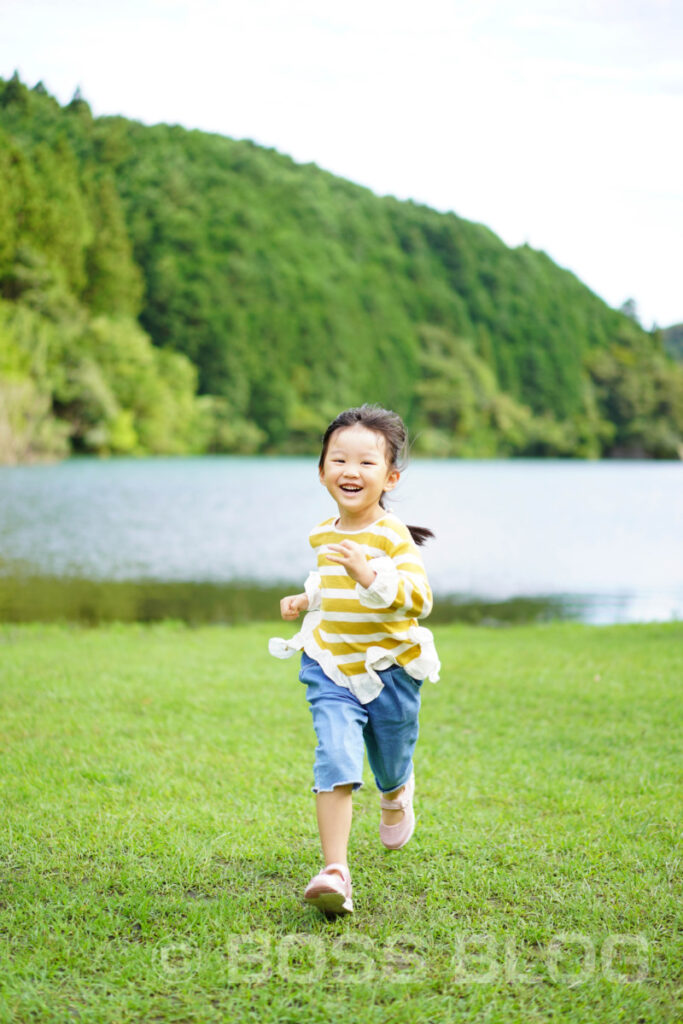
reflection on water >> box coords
[0,575,583,626]
[0,576,289,626]
[0,575,679,628]
[0,456,681,625]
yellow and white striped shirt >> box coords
[269,512,440,703]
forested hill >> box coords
[1,74,682,462]
[663,324,683,363]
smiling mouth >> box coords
[340,485,362,492]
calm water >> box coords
[0,456,681,624]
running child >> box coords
[269,404,440,915]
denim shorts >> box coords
[299,652,423,794]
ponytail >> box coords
[406,525,435,547]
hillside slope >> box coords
[1,74,681,460]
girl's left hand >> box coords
[326,541,376,589]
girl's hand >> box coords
[326,541,377,589]
[280,593,309,621]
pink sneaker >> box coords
[379,773,415,850]
[303,863,353,915]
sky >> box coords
[2,0,682,328]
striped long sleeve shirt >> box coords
[269,512,440,703]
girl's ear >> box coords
[384,469,400,493]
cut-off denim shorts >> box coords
[299,652,423,794]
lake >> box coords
[0,456,681,625]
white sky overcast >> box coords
[2,0,682,327]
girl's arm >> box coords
[279,570,322,620]
[361,551,433,618]
[327,540,432,619]
[280,593,309,621]
[326,541,376,588]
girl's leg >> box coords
[380,785,409,826]
[299,655,366,870]
[316,784,354,871]
[363,664,422,826]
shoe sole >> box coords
[304,891,354,915]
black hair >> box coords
[318,404,434,546]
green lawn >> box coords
[0,621,681,1023]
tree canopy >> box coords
[1,74,681,462]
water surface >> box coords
[1,457,681,625]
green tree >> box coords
[1,73,681,462]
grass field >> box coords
[0,621,681,1023]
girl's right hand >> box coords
[280,593,309,621]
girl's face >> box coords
[319,424,400,525]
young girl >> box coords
[269,404,440,915]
